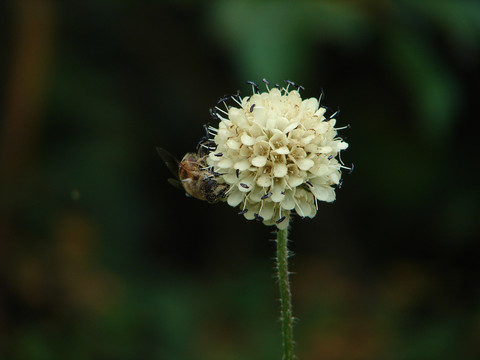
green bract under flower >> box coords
[207,84,349,229]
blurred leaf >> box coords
[206,1,369,81]
[405,0,480,56]
[396,316,466,360]
[384,26,460,145]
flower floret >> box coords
[207,82,349,228]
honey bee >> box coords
[156,144,229,204]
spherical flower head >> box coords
[207,82,349,229]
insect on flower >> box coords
[157,137,230,204]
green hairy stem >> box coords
[276,225,295,360]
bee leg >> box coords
[211,170,223,178]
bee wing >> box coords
[167,178,184,191]
[156,147,180,179]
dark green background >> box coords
[1,1,479,359]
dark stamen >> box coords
[238,209,248,215]
[236,169,239,178]
[232,90,241,102]
[214,153,223,157]
[261,192,272,200]
[276,216,286,224]
[329,107,340,119]
[328,155,333,160]
[246,81,260,93]
[305,181,313,187]
[203,123,211,136]
[254,213,264,221]
[321,105,333,120]
[217,96,231,105]
[249,104,256,112]
[240,183,249,189]
[319,87,325,104]
[209,108,218,120]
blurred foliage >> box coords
[1,0,479,359]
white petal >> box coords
[307,204,317,218]
[273,163,288,178]
[337,141,349,150]
[253,140,270,156]
[270,130,286,143]
[234,159,251,171]
[266,116,277,130]
[297,158,314,171]
[287,90,301,105]
[311,164,330,176]
[249,187,265,202]
[271,180,286,202]
[218,158,233,168]
[227,189,245,207]
[283,122,299,134]
[226,138,241,150]
[310,185,335,202]
[314,107,327,118]
[241,133,255,146]
[239,146,252,157]
[256,174,271,187]
[325,189,336,202]
[317,146,332,153]
[274,146,290,154]
[315,122,330,134]
[276,213,290,229]
[249,124,264,138]
[295,200,311,218]
[209,152,219,162]
[259,202,275,220]
[244,209,255,220]
[216,128,230,139]
[252,106,267,126]
[268,88,281,97]
[237,177,254,192]
[251,156,267,167]
[244,203,260,220]
[304,144,318,153]
[280,191,295,210]
[330,171,341,184]
[223,170,238,183]
[276,117,289,132]
[229,108,248,126]
[303,97,319,112]
[271,190,285,202]
[287,175,304,188]
[301,134,315,145]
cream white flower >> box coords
[207,81,349,229]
